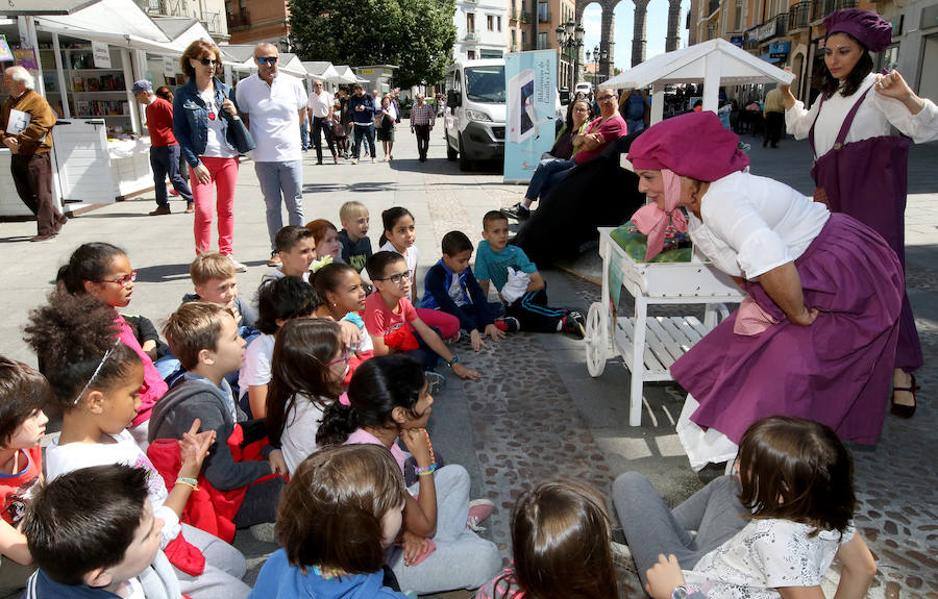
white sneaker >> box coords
[227,256,248,273]
[351,158,359,165]
[371,157,376,164]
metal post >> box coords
[52,33,71,119]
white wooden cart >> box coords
[584,227,744,427]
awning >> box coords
[0,0,100,16]
[34,0,171,46]
[330,65,359,84]
[301,61,338,81]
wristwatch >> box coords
[445,355,460,368]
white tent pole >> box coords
[702,52,720,113]
[24,17,47,96]
[651,81,664,125]
[52,33,71,118]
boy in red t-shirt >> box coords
[132,79,193,216]
[0,357,51,587]
[364,251,481,382]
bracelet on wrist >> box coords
[176,476,199,491]
[415,463,438,476]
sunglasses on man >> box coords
[256,56,279,66]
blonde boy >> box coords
[184,253,257,330]
[338,201,373,273]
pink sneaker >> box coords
[467,499,495,532]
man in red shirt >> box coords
[133,80,192,215]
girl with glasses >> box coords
[54,242,167,446]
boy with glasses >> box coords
[235,43,307,268]
[364,251,480,382]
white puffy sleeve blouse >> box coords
[785,72,938,159]
[689,171,830,280]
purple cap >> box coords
[627,111,749,182]
[824,9,893,52]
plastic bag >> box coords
[610,221,692,263]
[501,267,531,304]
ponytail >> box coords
[316,402,359,446]
[379,207,414,249]
[56,243,126,295]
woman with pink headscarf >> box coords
[627,111,904,470]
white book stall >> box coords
[0,0,218,218]
[586,40,795,427]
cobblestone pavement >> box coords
[0,132,935,597]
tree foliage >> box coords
[289,0,456,88]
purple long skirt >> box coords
[670,214,904,446]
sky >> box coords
[580,0,690,75]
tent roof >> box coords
[152,16,198,40]
[220,44,256,63]
[301,61,338,79]
[330,65,359,84]
[600,38,795,89]
[0,0,98,16]
[34,0,171,47]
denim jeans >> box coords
[524,158,575,202]
[353,124,376,159]
[150,144,193,206]
[254,160,304,251]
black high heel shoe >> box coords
[890,373,918,418]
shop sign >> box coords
[13,48,37,70]
[769,40,790,58]
[92,42,111,69]
[0,35,13,62]
[730,36,744,47]
[163,56,175,77]
[357,68,374,75]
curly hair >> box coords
[23,292,141,411]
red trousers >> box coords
[190,156,239,255]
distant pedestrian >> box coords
[762,86,785,148]
[348,84,377,164]
[620,88,648,134]
[1,66,66,242]
[409,93,436,162]
[376,95,395,161]
[236,42,308,268]
[335,89,351,159]
[155,86,190,202]
[390,87,402,124]
[307,79,338,165]
[174,40,253,271]
[132,79,193,216]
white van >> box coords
[574,81,593,96]
[443,59,506,171]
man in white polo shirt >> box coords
[235,42,307,267]
[307,79,338,165]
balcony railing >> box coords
[811,0,856,23]
[788,1,811,30]
[137,0,186,17]
[227,8,250,28]
[464,30,479,42]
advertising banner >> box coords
[503,49,558,184]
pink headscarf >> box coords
[630,169,688,261]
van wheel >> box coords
[458,135,472,172]
[446,138,457,161]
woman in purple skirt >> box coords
[627,111,904,470]
[782,9,938,417]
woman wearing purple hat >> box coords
[626,111,905,471]
[781,8,938,417]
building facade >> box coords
[894,0,938,102]
[225,0,289,46]
[453,0,509,61]
[137,0,230,40]
[503,0,579,89]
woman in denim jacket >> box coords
[174,40,249,271]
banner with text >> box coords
[503,49,557,184]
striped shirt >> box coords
[409,102,436,127]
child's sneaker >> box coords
[494,316,520,333]
[425,371,446,395]
[561,311,586,339]
[467,498,496,532]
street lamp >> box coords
[555,20,585,91]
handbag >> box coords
[224,113,256,154]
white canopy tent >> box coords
[302,61,338,81]
[330,65,367,85]
[600,38,795,124]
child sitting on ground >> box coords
[22,464,181,598]
[24,293,251,598]
[238,277,319,419]
[261,226,317,285]
[265,318,345,475]
[614,416,877,599]
[183,253,258,338]
[151,302,288,543]
[55,242,167,446]
[338,200,373,273]
[475,211,585,338]
[475,479,619,598]
[364,252,480,382]
[0,358,50,596]
[420,231,518,352]
[306,219,344,267]
[312,262,374,372]
[317,356,500,595]
[250,444,410,598]
[378,207,459,340]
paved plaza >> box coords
[0,130,936,597]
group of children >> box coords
[0,198,878,599]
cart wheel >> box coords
[585,302,608,377]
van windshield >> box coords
[465,66,505,103]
